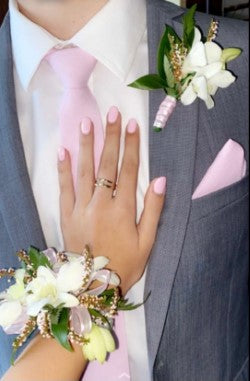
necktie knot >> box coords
[46,47,97,88]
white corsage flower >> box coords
[25,259,85,316]
[181,28,236,109]
[0,269,27,328]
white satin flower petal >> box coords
[209,70,236,88]
[1,269,26,302]
[208,82,219,96]
[57,259,85,292]
[37,266,57,285]
[193,27,202,45]
[192,76,209,101]
[200,62,223,80]
[7,282,25,301]
[187,41,207,68]
[205,41,222,64]
[110,272,120,286]
[93,256,109,271]
[0,301,22,327]
[15,269,26,283]
[205,95,215,109]
[57,292,79,308]
[181,83,197,105]
[27,297,50,317]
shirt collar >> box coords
[9,0,146,90]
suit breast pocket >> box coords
[189,175,249,223]
[187,174,248,291]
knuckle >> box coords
[59,181,68,193]
[77,168,88,180]
[100,156,116,172]
[58,164,66,175]
[122,161,138,176]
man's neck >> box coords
[17,0,109,40]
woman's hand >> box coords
[58,108,166,294]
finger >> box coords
[116,119,139,213]
[94,106,121,200]
[75,118,95,209]
[57,147,75,221]
[138,177,166,255]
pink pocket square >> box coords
[192,139,247,200]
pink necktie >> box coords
[46,47,130,380]
[46,47,104,182]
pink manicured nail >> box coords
[127,119,137,134]
[108,106,119,123]
[58,146,66,162]
[81,117,91,135]
[153,177,167,195]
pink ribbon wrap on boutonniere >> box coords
[153,95,177,130]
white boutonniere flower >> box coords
[181,28,236,109]
[129,5,242,131]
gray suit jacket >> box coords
[0,1,249,380]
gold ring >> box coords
[95,178,115,190]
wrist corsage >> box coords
[129,5,242,131]
[0,246,141,364]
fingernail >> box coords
[127,119,137,134]
[81,117,91,135]
[153,177,166,195]
[108,106,119,124]
[58,146,66,162]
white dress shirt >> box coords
[9,0,151,379]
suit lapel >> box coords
[0,14,46,252]
[145,0,200,367]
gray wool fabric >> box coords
[0,1,249,380]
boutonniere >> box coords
[129,5,242,132]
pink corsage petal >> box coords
[153,95,177,130]
[4,308,29,335]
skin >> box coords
[17,0,109,40]
[2,114,166,381]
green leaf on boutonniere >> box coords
[51,308,72,352]
[163,56,175,88]
[28,246,52,270]
[158,25,181,80]
[165,87,178,98]
[128,74,167,90]
[183,4,197,50]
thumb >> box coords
[138,177,166,255]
